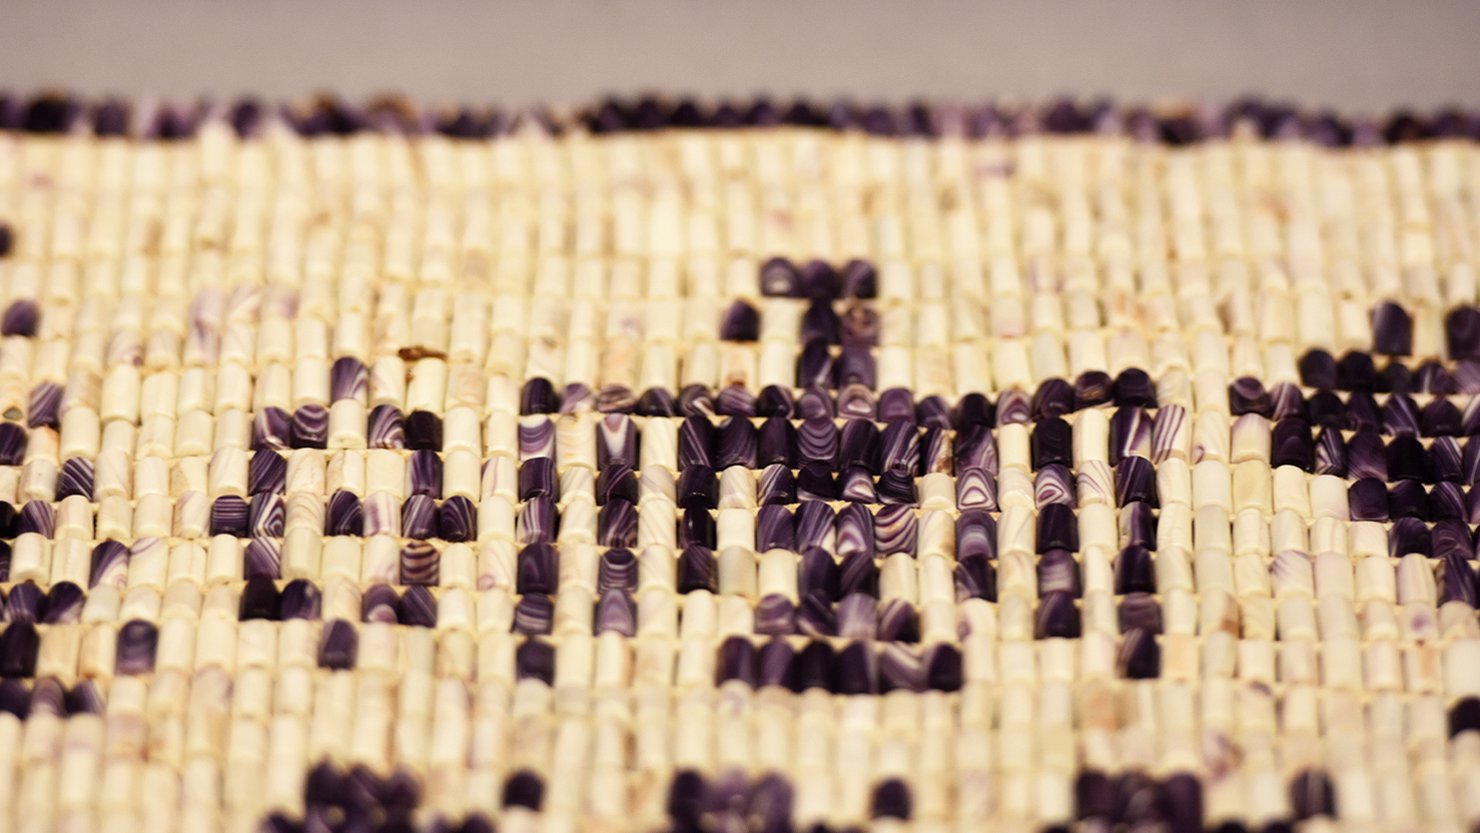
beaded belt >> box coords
[0,94,1475,833]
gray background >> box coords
[3,0,1479,112]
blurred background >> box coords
[2,0,1478,112]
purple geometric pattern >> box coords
[0,92,1475,832]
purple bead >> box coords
[1228,377,1271,416]
[679,505,716,548]
[678,416,714,469]
[758,463,797,507]
[517,543,558,594]
[838,465,878,504]
[834,383,876,420]
[716,636,758,687]
[1268,382,1305,420]
[1441,551,1478,606]
[834,548,878,601]
[754,593,796,636]
[791,640,834,691]
[796,462,837,501]
[1320,429,1355,476]
[802,299,841,344]
[1119,592,1163,634]
[330,357,368,402]
[367,405,405,449]
[756,385,794,418]
[715,417,757,469]
[1074,371,1114,409]
[876,388,916,424]
[874,504,917,555]
[1433,520,1472,559]
[594,588,636,636]
[56,457,94,500]
[794,501,835,549]
[404,411,443,450]
[519,378,561,415]
[835,642,878,695]
[720,300,761,342]
[876,470,917,505]
[1448,308,1480,360]
[916,395,952,429]
[595,463,638,506]
[1270,418,1314,470]
[879,421,920,475]
[41,582,83,624]
[597,548,637,593]
[757,418,797,468]
[1112,368,1157,408]
[1299,350,1338,389]
[210,495,250,537]
[1389,479,1429,520]
[1118,628,1160,678]
[1289,771,1335,820]
[513,595,554,636]
[280,579,322,620]
[841,259,878,298]
[1036,503,1077,552]
[1115,545,1155,593]
[996,388,1032,425]
[1306,390,1346,427]
[798,417,839,465]
[437,496,476,542]
[1120,501,1158,549]
[759,257,801,297]
[5,581,41,623]
[1115,457,1156,507]
[0,300,39,337]
[877,597,919,642]
[0,621,37,676]
[1389,517,1432,558]
[1387,435,1428,481]
[1032,417,1072,469]
[518,458,558,501]
[1372,302,1414,355]
[1419,360,1460,394]
[88,540,127,589]
[678,384,715,417]
[635,386,677,417]
[1038,548,1081,596]
[324,490,363,536]
[798,547,840,602]
[1433,482,1466,521]
[243,537,281,579]
[956,466,996,510]
[598,499,638,548]
[25,382,60,429]
[115,620,158,675]
[1035,591,1081,638]
[714,384,755,417]
[757,639,798,689]
[796,386,835,420]
[1347,431,1389,480]
[677,545,717,593]
[1431,438,1463,484]
[1109,407,1151,467]
[956,509,996,560]
[795,338,834,388]
[1418,397,1462,439]
[1345,391,1380,432]
[839,303,879,348]
[407,450,442,497]
[921,426,952,475]
[248,450,287,495]
[1382,393,1420,436]
[756,505,795,551]
[595,414,638,468]
[1032,378,1076,420]
[1338,351,1378,391]
[239,576,280,620]
[400,540,440,586]
[361,584,400,623]
[290,404,329,448]
[399,584,437,626]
